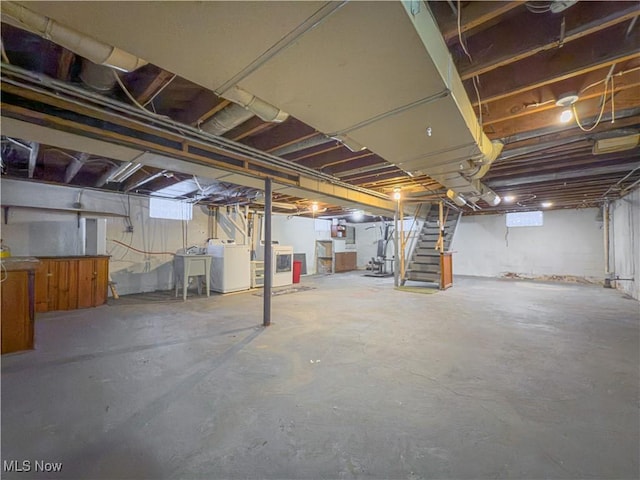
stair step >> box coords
[407,271,440,282]
[408,263,440,273]
[415,247,440,255]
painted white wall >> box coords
[1,180,245,296]
[611,188,639,299]
[451,208,605,280]
[270,215,331,274]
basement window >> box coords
[149,197,193,221]
[506,211,543,227]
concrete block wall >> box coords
[611,188,639,299]
[451,208,605,282]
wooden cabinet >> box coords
[1,257,38,354]
[35,256,109,312]
[440,252,453,290]
[335,252,357,272]
[316,241,358,274]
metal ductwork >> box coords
[270,134,335,157]
[1,1,147,72]
[79,59,116,92]
[200,103,255,136]
[429,139,504,206]
[201,85,289,136]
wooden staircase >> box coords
[403,204,461,286]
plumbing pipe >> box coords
[1,1,147,72]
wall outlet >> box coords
[125,225,134,233]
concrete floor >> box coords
[1,273,638,479]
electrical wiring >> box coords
[0,262,7,283]
[1,37,10,64]
[457,0,473,64]
[456,0,483,131]
[572,79,610,132]
[108,238,174,256]
[142,74,176,107]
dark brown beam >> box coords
[485,88,640,139]
[56,49,75,82]
[434,1,523,43]
[468,23,640,104]
[224,116,276,142]
[172,89,225,125]
[457,2,640,80]
[135,70,176,106]
[243,117,317,152]
[481,66,640,127]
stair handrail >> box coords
[402,202,427,281]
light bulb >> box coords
[560,109,573,123]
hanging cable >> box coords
[573,64,616,132]
[0,37,10,64]
[457,0,473,63]
[142,74,176,107]
[610,75,615,124]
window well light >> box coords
[541,201,553,208]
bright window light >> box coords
[149,197,193,220]
[506,210,543,227]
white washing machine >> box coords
[206,239,251,293]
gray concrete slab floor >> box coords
[1,273,639,479]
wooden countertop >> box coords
[1,257,40,272]
[35,255,111,259]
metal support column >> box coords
[263,177,272,326]
[393,200,399,287]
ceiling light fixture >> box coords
[559,109,573,123]
[555,93,579,108]
[541,201,553,208]
[392,187,402,201]
[352,210,364,221]
[503,195,515,203]
[556,93,579,124]
[311,202,319,212]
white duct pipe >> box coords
[200,103,254,136]
[79,59,117,92]
[222,86,289,123]
[200,85,290,136]
[446,189,467,207]
[1,1,147,72]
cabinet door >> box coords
[94,257,109,306]
[53,259,79,310]
[77,258,95,308]
[34,259,51,313]
[1,271,31,353]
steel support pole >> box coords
[263,177,272,326]
[393,200,399,287]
